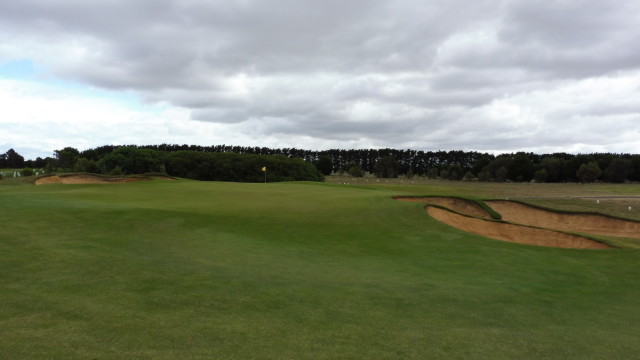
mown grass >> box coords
[1,179,640,359]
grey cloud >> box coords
[2,0,640,153]
[437,1,640,79]
[268,116,425,145]
[500,1,640,48]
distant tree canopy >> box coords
[54,147,79,170]
[0,148,25,168]
[374,156,399,178]
[577,161,602,183]
[164,151,324,182]
[603,158,631,183]
[46,146,322,182]
[97,147,163,175]
[5,145,640,183]
[346,162,364,177]
[314,156,333,176]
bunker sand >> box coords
[487,200,640,239]
[35,174,174,185]
[427,206,610,249]
[394,196,493,219]
[396,196,612,249]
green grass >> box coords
[583,234,640,249]
[1,179,640,359]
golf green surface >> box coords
[1,179,639,359]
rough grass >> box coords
[327,175,640,221]
[393,195,503,219]
[1,179,640,359]
[523,198,640,222]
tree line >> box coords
[3,145,640,183]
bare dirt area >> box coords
[487,200,640,239]
[426,206,610,249]
[395,196,493,219]
[34,174,170,185]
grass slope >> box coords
[1,180,639,359]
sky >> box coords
[1,0,640,160]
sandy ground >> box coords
[395,196,617,248]
[395,196,493,219]
[487,200,640,239]
[35,174,152,185]
[426,206,610,249]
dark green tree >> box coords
[34,157,46,168]
[564,155,593,182]
[534,169,548,183]
[603,158,631,183]
[629,155,640,181]
[44,158,56,174]
[538,157,564,182]
[97,147,163,175]
[347,163,364,177]
[2,149,25,168]
[74,158,99,173]
[374,156,399,178]
[405,169,414,179]
[486,156,512,181]
[314,156,333,175]
[576,161,602,183]
[448,165,464,180]
[478,167,492,182]
[54,147,80,170]
[495,166,508,182]
[507,152,535,182]
[427,167,439,179]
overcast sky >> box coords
[1,0,640,159]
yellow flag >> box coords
[262,167,266,172]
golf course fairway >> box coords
[1,179,639,359]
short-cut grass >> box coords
[1,178,640,359]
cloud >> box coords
[0,79,192,158]
[1,0,639,158]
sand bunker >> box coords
[395,196,493,219]
[487,201,640,239]
[35,174,164,185]
[395,196,614,249]
[427,206,610,249]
